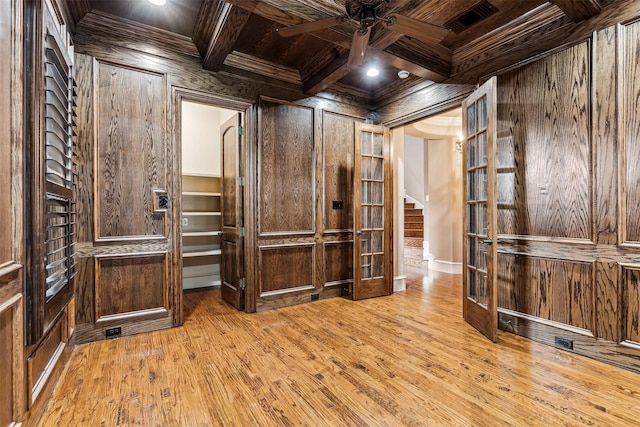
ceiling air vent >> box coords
[444,0,499,34]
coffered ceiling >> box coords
[64,0,612,100]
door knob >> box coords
[356,230,362,235]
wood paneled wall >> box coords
[249,99,362,311]
[496,20,640,371]
[74,55,173,343]
[72,12,368,328]
[0,0,24,424]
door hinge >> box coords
[239,227,244,237]
[238,125,244,136]
[238,176,245,186]
[239,278,245,290]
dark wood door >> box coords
[353,123,393,300]
[220,113,245,310]
[462,76,498,342]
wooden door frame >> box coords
[385,94,473,290]
[171,88,251,324]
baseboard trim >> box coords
[394,275,407,292]
[499,309,640,374]
[431,260,462,274]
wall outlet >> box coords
[332,200,343,210]
[183,218,188,227]
[106,326,122,338]
[311,293,319,301]
[555,336,573,350]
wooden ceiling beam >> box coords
[193,0,251,71]
[302,50,352,95]
[548,0,601,22]
[226,0,449,95]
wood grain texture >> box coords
[73,54,96,325]
[621,265,640,345]
[193,0,251,72]
[378,82,474,127]
[497,42,592,240]
[498,254,593,332]
[0,306,14,425]
[95,254,167,319]
[96,62,166,239]
[258,99,314,234]
[258,244,314,295]
[323,111,354,232]
[73,11,369,118]
[324,241,353,285]
[623,20,640,243]
[549,0,602,22]
[37,272,640,426]
[594,26,618,245]
[595,261,618,341]
[0,0,12,267]
[450,0,640,84]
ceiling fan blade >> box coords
[347,27,371,70]
[276,16,348,38]
[385,14,451,45]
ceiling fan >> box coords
[275,0,450,71]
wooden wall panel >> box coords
[0,307,13,426]
[259,100,314,234]
[594,26,618,245]
[258,245,314,295]
[0,0,11,266]
[621,266,640,345]
[96,62,166,240]
[623,22,640,243]
[74,54,95,325]
[498,254,593,331]
[324,241,353,285]
[95,254,167,318]
[323,112,354,232]
[497,43,591,240]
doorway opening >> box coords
[396,108,464,277]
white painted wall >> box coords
[181,101,235,176]
[427,138,463,269]
[403,135,425,207]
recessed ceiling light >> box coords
[398,70,410,79]
[148,0,166,5]
[366,67,379,77]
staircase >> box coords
[404,200,424,239]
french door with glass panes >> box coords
[353,123,392,300]
[462,77,498,342]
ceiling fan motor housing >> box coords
[345,0,392,27]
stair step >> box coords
[404,203,415,208]
[405,230,424,238]
[405,222,423,230]
[404,208,422,216]
[405,214,423,220]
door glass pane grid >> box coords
[360,130,384,281]
[466,95,489,303]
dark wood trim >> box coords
[193,0,251,72]
[549,0,602,22]
[171,87,252,320]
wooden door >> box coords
[220,113,245,310]
[462,77,498,342]
[353,123,393,300]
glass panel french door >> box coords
[462,77,498,342]
[353,123,392,300]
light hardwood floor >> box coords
[35,265,640,426]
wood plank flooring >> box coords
[34,266,640,426]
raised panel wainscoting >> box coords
[493,21,640,371]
